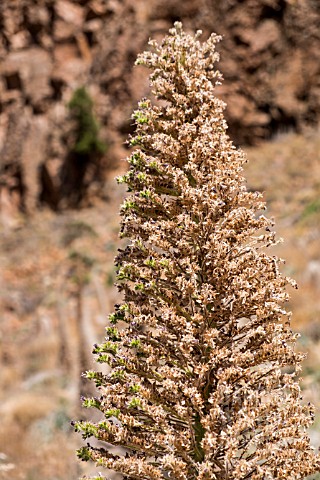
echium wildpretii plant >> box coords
[74,23,320,480]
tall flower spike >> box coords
[75,22,320,480]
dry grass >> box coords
[245,130,320,446]
[245,129,320,329]
[0,179,123,479]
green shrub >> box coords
[68,87,107,156]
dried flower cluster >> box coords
[74,23,320,480]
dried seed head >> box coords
[75,22,320,480]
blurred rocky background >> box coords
[1,0,320,214]
[0,1,320,479]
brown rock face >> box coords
[0,0,319,212]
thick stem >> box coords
[193,413,205,462]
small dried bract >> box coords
[74,23,320,480]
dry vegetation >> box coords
[0,178,124,479]
[0,133,320,479]
[1,1,320,478]
[245,130,320,455]
[73,24,320,479]
[246,130,320,332]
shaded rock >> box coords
[2,48,52,107]
[251,20,282,53]
[0,0,319,215]
[21,115,50,212]
[55,0,85,26]
[53,43,87,85]
[53,19,78,41]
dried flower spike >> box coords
[74,22,320,480]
